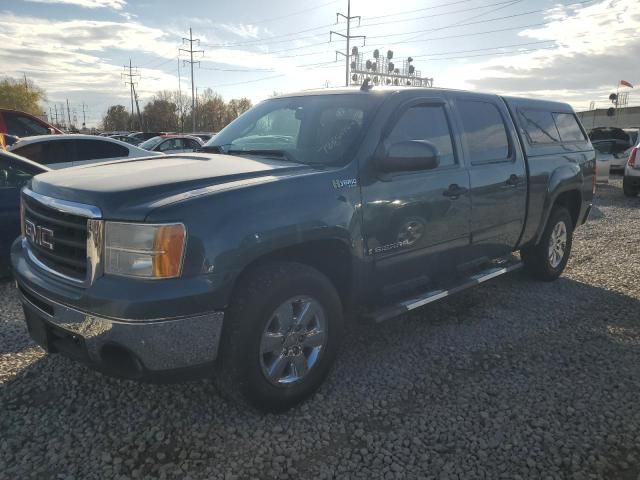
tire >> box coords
[214,262,343,412]
[521,206,573,281]
[623,177,638,197]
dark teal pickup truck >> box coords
[11,87,595,411]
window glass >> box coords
[518,109,560,144]
[210,94,381,166]
[387,105,456,167]
[552,113,585,142]
[0,163,33,189]
[158,139,181,152]
[457,100,510,163]
[185,139,201,150]
[13,141,73,165]
[4,112,49,137]
[76,140,129,160]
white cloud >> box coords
[217,23,261,40]
[24,0,127,9]
[447,0,640,110]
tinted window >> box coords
[387,105,456,167]
[13,140,74,165]
[0,163,33,189]
[457,100,510,163]
[3,112,49,137]
[518,109,560,144]
[553,113,585,142]
[76,140,129,160]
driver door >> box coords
[361,97,471,296]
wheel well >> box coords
[553,190,581,227]
[232,240,353,307]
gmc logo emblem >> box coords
[25,219,55,251]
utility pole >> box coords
[132,82,144,131]
[330,0,365,86]
[66,99,72,127]
[23,73,29,93]
[122,59,140,130]
[178,56,184,133]
[53,104,59,126]
[81,103,87,129]
[180,28,204,133]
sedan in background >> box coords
[589,127,639,172]
[0,150,49,275]
[191,132,217,143]
[109,134,141,145]
[139,134,204,153]
[127,132,164,143]
[8,134,162,169]
[623,144,640,197]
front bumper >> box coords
[17,282,224,381]
[12,238,224,381]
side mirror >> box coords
[377,140,439,173]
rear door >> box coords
[449,93,527,259]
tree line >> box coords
[102,89,252,133]
[0,76,46,116]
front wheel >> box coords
[214,262,343,412]
[521,206,573,281]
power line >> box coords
[330,0,365,87]
[180,27,204,133]
[247,0,340,25]
[198,65,274,72]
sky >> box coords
[2,0,639,127]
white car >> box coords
[138,135,204,154]
[623,144,640,197]
[8,134,163,169]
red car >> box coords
[0,109,62,138]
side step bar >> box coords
[368,260,523,323]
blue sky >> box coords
[3,0,639,127]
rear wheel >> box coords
[521,206,573,281]
[214,262,343,412]
[623,176,639,197]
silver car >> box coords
[623,143,640,197]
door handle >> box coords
[443,184,469,199]
[506,174,520,187]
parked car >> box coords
[592,140,613,183]
[623,143,640,197]
[139,134,203,153]
[109,134,141,145]
[0,150,49,274]
[0,109,62,138]
[127,132,164,143]
[589,127,639,172]
[191,132,216,143]
[11,87,594,411]
[8,134,162,169]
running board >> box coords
[367,259,523,323]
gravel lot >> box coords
[1,176,639,480]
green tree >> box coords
[143,91,178,132]
[0,76,46,115]
[102,105,131,131]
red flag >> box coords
[620,80,634,88]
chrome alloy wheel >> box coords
[548,220,567,268]
[259,296,328,385]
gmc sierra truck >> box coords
[11,87,595,411]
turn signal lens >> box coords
[152,224,186,278]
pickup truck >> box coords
[11,87,595,411]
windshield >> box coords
[206,94,383,166]
[139,136,163,150]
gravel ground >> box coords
[1,176,639,480]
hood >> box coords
[30,153,312,220]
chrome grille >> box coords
[21,189,102,284]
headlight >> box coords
[104,222,186,279]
